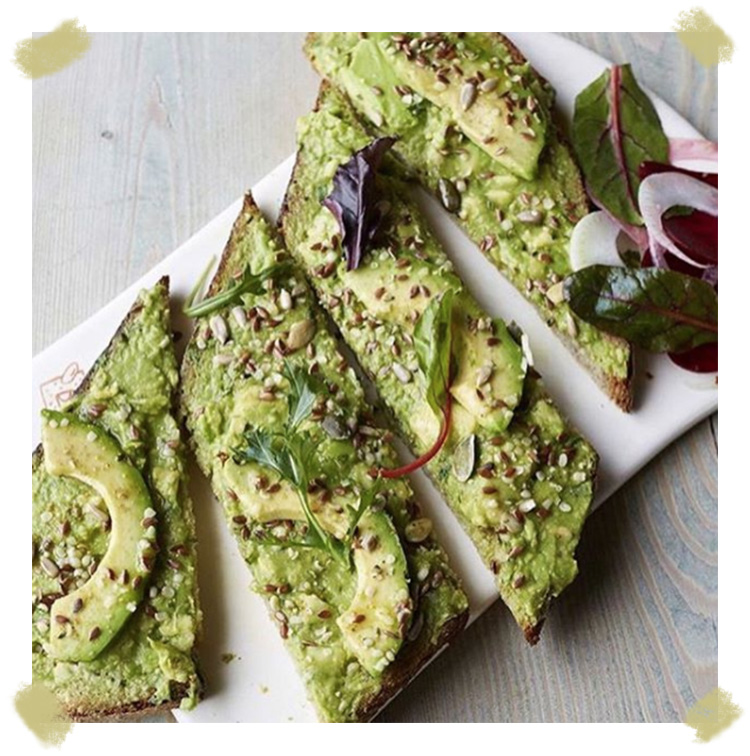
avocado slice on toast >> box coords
[32,280,203,719]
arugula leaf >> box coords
[563,265,718,353]
[323,137,396,271]
[413,291,456,417]
[184,262,293,318]
[284,363,320,432]
[573,64,669,226]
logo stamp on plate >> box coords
[40,361,84,409]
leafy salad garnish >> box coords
[232,363,380,567]
[323,137,396,271]
[568,63,718,373]
[379,292,456,479]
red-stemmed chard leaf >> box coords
[563,265,717,354]
[639,162,718,371]
[323,137,396,271]
[573,64,669,226]
[377,292,456,479]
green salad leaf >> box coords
[413,291,456,417]
[563,265,718,353]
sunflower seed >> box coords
[321,415,348,440]
[460,82,477,110]
[40,557,60,578]
[479,77,499,93]
[516,209,544,225]
[279,289,293,311]
[210,315,229,344]
[476,363,493,388]
[392,363,412,384]
[231,306,248,329]
[546,281,565,305]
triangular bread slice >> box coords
[180,194,468,722]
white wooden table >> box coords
[32,33,717,723]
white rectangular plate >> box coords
[32,33,717,722]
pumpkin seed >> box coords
[438,178,461,213]
[452,434,476,482]
[287,319,316,351]
[405,517,433,544]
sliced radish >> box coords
[638,172,718,270]
[585,183,649,251]
[669,138,718,165]
[568,211,631,271]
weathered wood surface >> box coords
[32,33,717,723]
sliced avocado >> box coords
[449,309,527,433]
[221,461,350,540]
[41,411,155,662]
[343,256,451,325]
[345,38,418,132]
[224,453,410,676]
[336,511,410,676]
[361,33,547,180]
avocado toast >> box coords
[32,279,203,719]
[280,83,598,643]
[304,32,633,411]
[179,194,469,722]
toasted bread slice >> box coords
[32,279,203,720]
[279,83,598,643]
[180,194,468,722]
[304,32,633,411]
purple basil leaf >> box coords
[323,137,396,271]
